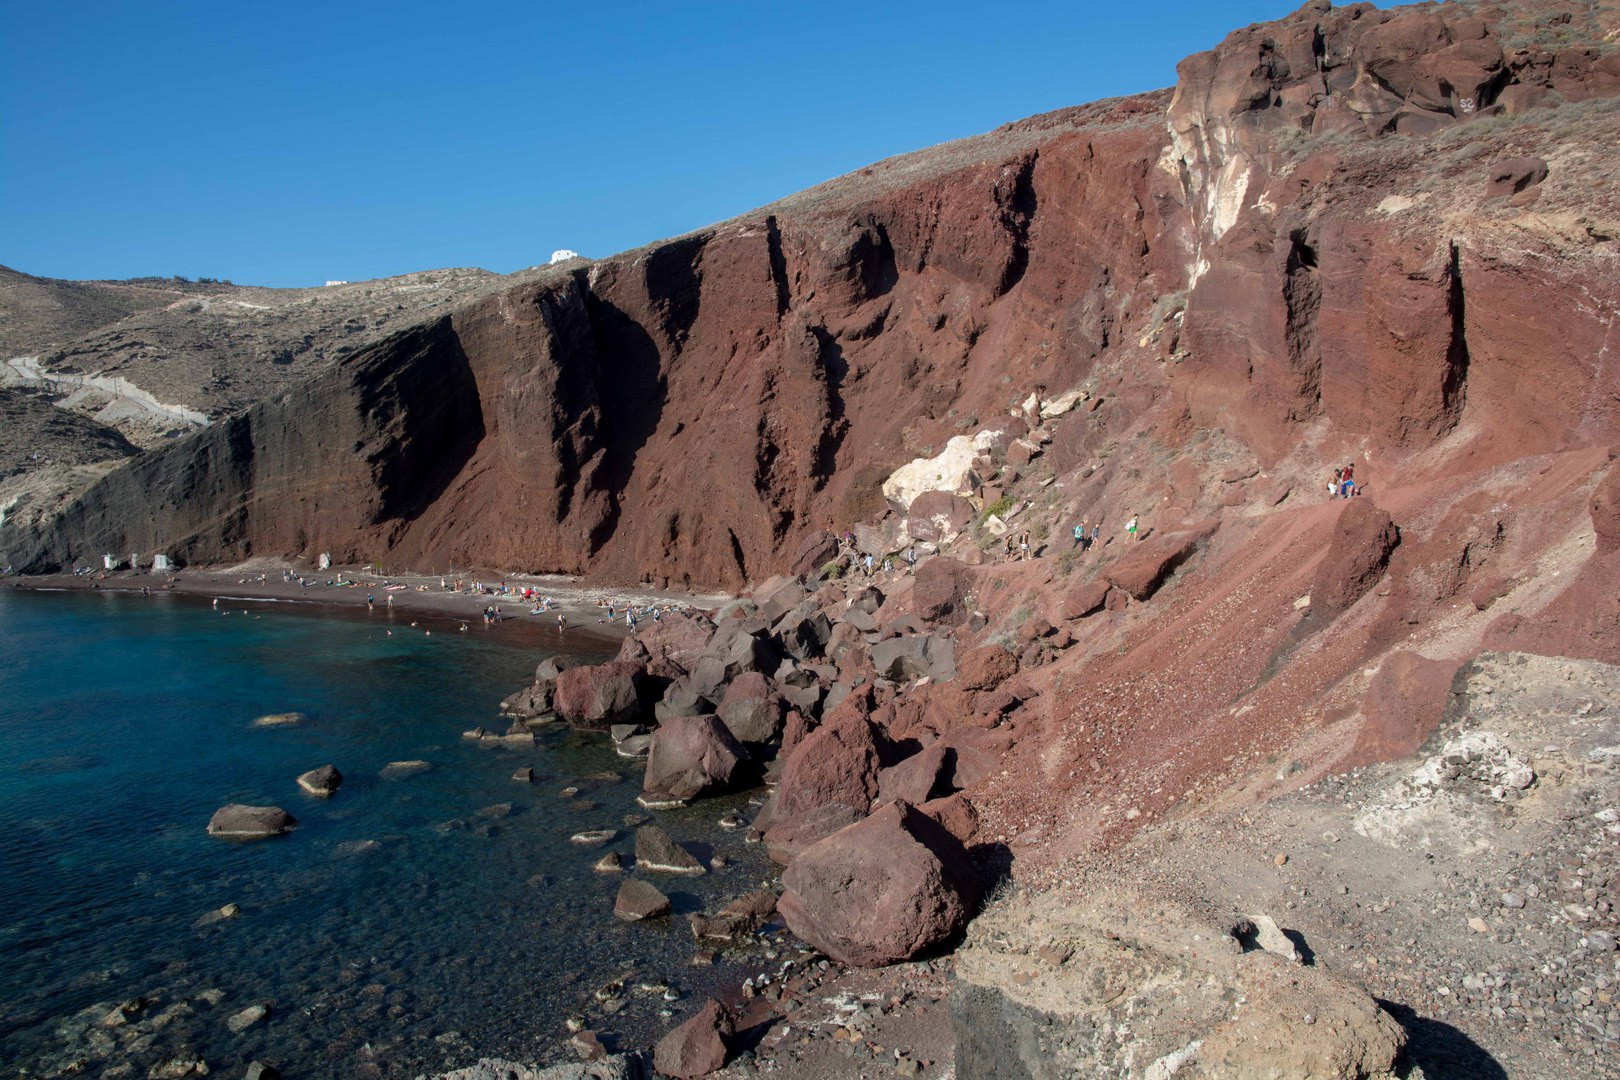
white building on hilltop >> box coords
[548,250,580,265]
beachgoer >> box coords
[557,613,566,630]
[1073,522,1086,549]
[863,553,875,576]
[1126,517,1138,542]
[1003,534,1015,561]
[906,547,917,569]
[1019,532,1031,560]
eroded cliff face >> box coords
[7,1,1619,601]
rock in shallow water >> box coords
[615,878,672,921]
[206,804,296,840]
[296,763,342,796]
[252,712,304,727]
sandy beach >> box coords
[8,557,736,655]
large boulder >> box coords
[1059,579,1112,620]
[877,744,955,806]
[912,558,972,624]
[655,677,712,723]
[631,611,717,679]
[789,530,840,579]
[776,607,834,663]
[881,436,980,512]
[955,645,1016,692]
[1485,156,1548,200]
[1345,652,1461,768]
[778,801,981,967]
[652,999,734,1079]
[499,681,553,719]
[907,491,976,545]
[1311,500,1400,617]
[1102,522,1216,601]
[553,662,652,730]
[951,883,1405,1079]
[207,804,296,840]
[715,672,784,744]
[772,697,883,822]
[641,714,748,806]
[754,575,809,625]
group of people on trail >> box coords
[1329,463,1358,499]
[1001,530,1034,561]
[1072,520,1103,550]
[837,532,920,578]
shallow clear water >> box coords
[0,588,774,1078]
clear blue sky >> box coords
[1,1,1303,287]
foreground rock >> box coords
[614,878,671,921]
[952,882,1404,1079]
[640,714,746,806]
[295,764,342,796]
[777,801,980,967]
[554,661,651,729]
[206,804,296,840]
[634,825,705,875]
[652,999,733,1079]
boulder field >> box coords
[11,0,1620,1076]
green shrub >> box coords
[983,495,1014,522]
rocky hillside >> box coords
[0,263,559,540]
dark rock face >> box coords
[207,804,296,840]
[8,318,484,572]
[777,801,981,967]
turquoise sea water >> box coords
[0,588,772,1078]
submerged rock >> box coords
[252,712,304,727]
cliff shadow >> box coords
[1376,999,1507,1080]
[359,319,486,529]
[578,295,669,554]
[809,325,849,483]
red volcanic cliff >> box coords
[9,0,1620,603]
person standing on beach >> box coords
[557,613,566,631]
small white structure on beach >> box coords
[130,552,141,570]
[318,552,332,570]
[152,554,171,571]
[102,554,118,571]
